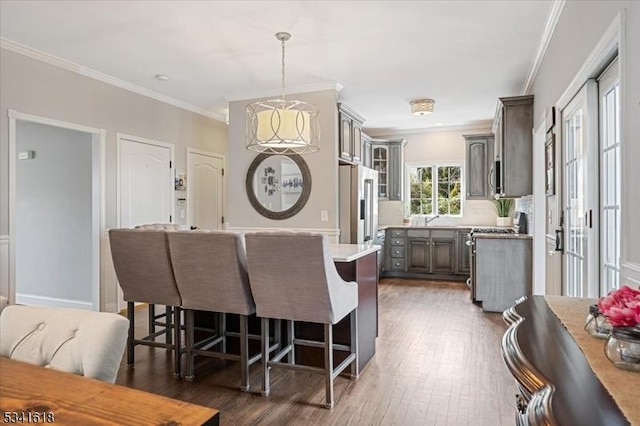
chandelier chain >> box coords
[281,36,286,100]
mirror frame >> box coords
[245,153,312,220]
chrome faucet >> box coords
[424,215,440,226]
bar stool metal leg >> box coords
[185,309,195,381]
[239,314,250,392]
[287,320,295,364]
[173,306,181,378]
[127,301,135,368]
[261,317,270,397]
[324,323,334,409]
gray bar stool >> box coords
[245,231,359,409]
[109,228,183,378]
[167,230,268,391]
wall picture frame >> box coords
[545,132,555,196]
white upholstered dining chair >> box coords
[0,305,128,383]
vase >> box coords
[496,217,511,227]
[584,304,611,339]
[604,326,640,372]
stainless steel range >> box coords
[467,227,516,301]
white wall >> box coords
[227,89,340,236]
[16,121,94,306]
[530,1,640,287]
[374,127,499,226]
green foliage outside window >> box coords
[408,165,462,216]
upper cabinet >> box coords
[493,95,534,197]
[338,103,365,164]
[464,133,494,200]
[364,137,406,201]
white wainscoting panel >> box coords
[0,235,9,302]
[622,262,640,287]
[101,231,119,313]
[225,227,341,243]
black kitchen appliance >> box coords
[514,212,527,234]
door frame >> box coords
[115,133,174,311]
[8,110,106,310]
[185,147,226,229]
[115,132,175,228]
[554,12,624,296]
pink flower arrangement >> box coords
[597,285,640,327]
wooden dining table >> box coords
[0,358,219,425]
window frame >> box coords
[404,161,465,218]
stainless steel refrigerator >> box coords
[339,164,379,244]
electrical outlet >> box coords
[321,210,328,222]
[180,209,185,219]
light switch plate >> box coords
[321,210,328,222]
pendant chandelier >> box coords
[246,32,320,154]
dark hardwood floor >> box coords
[116,279,515,425]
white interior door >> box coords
[598,58,621,295]
[561,80,598,297]
[118,136,173,228]
[187,149,224,230]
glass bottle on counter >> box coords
[605,327,640,372]
[584,304,611,339]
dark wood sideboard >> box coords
[501,296,629,426]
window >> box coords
[407,164,462,216]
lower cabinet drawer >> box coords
[390,246,405,258]
[390,238,406,246]
[390,259,406,270]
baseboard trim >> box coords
[15,293,93,310]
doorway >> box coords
[186,148,225,230]
[8,111,105,310]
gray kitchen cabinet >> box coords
[456,229,471,274]
[475,237,532,312]
[464,133,494,200]
[493,95,534,197]
[384,227,469,280]
[371,138,406,200]
[362,132,372,168]
[431,238,455,274]
[338,103,365,164]
[407,238,431,272]
[386,228,407,271]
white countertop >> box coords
[330,244,381,262]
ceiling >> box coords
[0,1,553,135]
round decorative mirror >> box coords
[246,153,312,220]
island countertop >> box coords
[330,244,381,262]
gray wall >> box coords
[227,89,339,231]
[16,121,93,304]
[0,48,229,308]
[0,48,229,235]
[530,1,640,283]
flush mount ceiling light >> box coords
[246,32,320,154]
[154,74,170,81]
[410,99,435,115]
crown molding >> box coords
[365,120,494,138]
[521,0,566,95]
[0,37,227,123]
[225,81,343,102]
